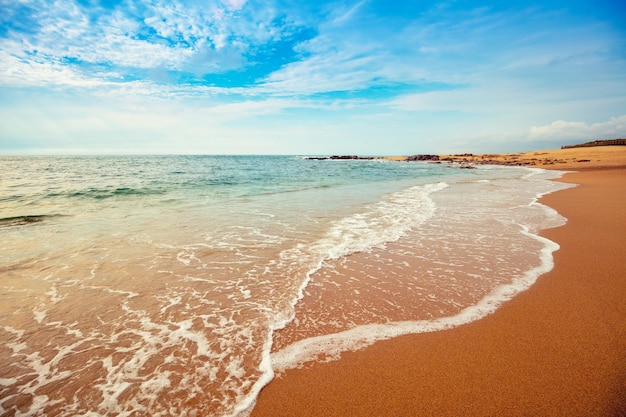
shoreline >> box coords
[309,145,626,169]
[436,145,626,170]
[251,165,626,416]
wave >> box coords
[271,230,560,372]
[0,214,65,227]
[309,182,449,259]
[268,170,573,374]
[45,187,168,200]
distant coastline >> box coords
[561,138,625,149]
[307,140,626,170]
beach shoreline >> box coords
[388,145,626,170]
[250,153,626,416]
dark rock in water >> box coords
[0,215,55,227]
[405,154,440,161]
[330,155,376,160]
[305,155,375,160]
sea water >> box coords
[0,155,573,416]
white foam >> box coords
[226,325,276,417]
[45,285,65,303]
[310,182,448,260]
[268,168,574,374]
[0,377,18,385]
[256,181,450,346]
[223,182,453,415]
[271,226,560,372]
[0,162,577,417]
[32,307,47,324]
[227,184,451,415]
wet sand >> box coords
[251,166,626,416]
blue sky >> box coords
[0,0,625,154]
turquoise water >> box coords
[0,156,572,416]
[1,155,449,207]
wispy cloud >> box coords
[1,0,625,154]
[4,0,622,100]
[0,0,308,90]
[255,2,431,95]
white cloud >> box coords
[222,0,247,12]
[2,0,626,155]
[255,5,425,95]
[529,115,626,141]
[0,43,112,87]
[326,0,366,25]
[1,1,192,72]
[199,98,296,119]
[258,49,385,95]
[387,89,472,112]
[0,0,296,89]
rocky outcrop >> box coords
[306,155,375,160]
[405,154,440,161]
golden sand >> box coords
[252,148,626,417]
[439,145,626,169]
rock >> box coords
[305,155,375,161]
[405,154,440,161]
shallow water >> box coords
[0,156,572,416]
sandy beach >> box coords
[438,145,626,169]
[251,148,626,416]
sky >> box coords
[0,0,625,155]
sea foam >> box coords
[269,168,574,373]
[0,156,573,417]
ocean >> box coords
[0,155,572,416]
